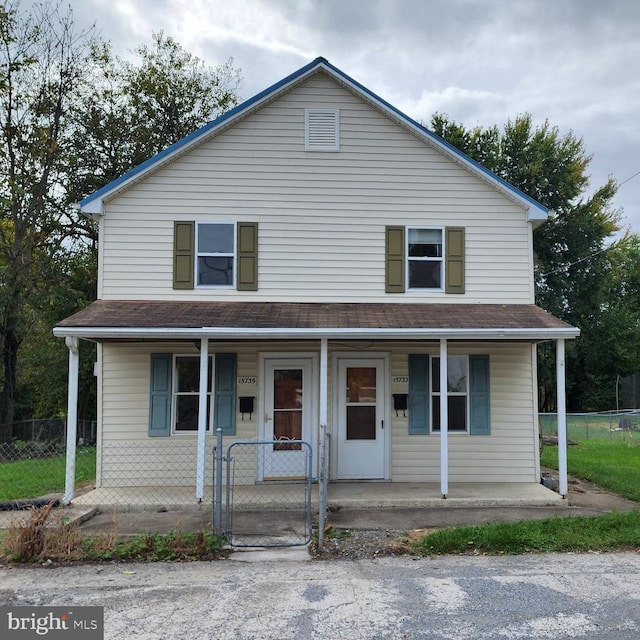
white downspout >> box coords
[196,338,209,501]
[63,336,80,504]
[557,339,568,498]
[440,338,449,498]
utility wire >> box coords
[540,243,621,277]
[618,169,640,188]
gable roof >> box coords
[79,57,548,224]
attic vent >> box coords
[305,109,339,151]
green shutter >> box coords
[149,353,172,437]
[408,354,429,435]
[385,226,405,293]
[173,221,195,289]
[470,355,490,435]
[214,353,237,435]
[445,227,465,294]
[237,222,258,291]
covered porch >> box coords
[54,301,580,506]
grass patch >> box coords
[541,439,640,502]
[411,511,640,556]
[0,447,96,500]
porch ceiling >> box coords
[54,300,579,341]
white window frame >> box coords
[171,354,213,435]
[431,355,469,433]
[195,222,236,288]
[406,226,444,291]
[305,109,340,151]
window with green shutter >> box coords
[390,225,465,293]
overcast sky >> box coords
[54,0,640,234]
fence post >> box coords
[213,427,223,537]
[318,423,329,549]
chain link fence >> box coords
[539,411,640,442]
[0,441,95,504]
[221,440,313,547]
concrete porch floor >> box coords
[69,481,564,512]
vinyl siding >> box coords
[98,340,538,487]
[390,343,538,483]
[99,73,534,303]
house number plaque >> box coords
[237,377,257,385]
[392,376,409,384]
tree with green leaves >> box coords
[66,31,242,211]
[0,2,242,438]
[0,1,96,440]
[431,113,626,410]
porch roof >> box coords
[54,300,579,341]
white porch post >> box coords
[557,338,568,498]
[196,337,209,501]
[63,336,80,504]
[317,337,329,547]
[319,337,328,430]
[440,338,449,498]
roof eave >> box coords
[53,326,580,341]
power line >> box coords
[618,169,640,188]
[540,242,621,278]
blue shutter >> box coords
[408,354,429,435]
[214,353,237,435]
[149,353,172,437]
[470,355,490,435]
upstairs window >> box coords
[407,228,443,289]
[305,109,339,151]
[197,223,235,287]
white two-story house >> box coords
[55,57,578,503]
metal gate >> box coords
[213,437,313,548]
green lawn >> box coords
[412,511,640,555]
[0,448,96,501]
[541,439,640,502]
[413,435,640,556]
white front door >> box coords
[260,357,314,480]
[335,357,387,479]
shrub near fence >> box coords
[539,412,640,441]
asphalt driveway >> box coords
[1,552,639,639]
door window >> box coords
[345,367,377,440]
[273,369,303,450]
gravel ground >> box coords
[311,527,429,559]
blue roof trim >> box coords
[80,57,330,208]
[81,55,547,216]
[317,58,548,215]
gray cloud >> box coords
[20,0,640,231]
